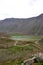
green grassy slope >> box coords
[0,35,42,65]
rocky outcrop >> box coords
[22,53,43,65]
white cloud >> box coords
[0,0,43,19]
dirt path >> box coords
[14,40,42,51]
[14,41,18,46]
[34,41,43,51]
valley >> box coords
[0,14,43,65]
[0,34,43,65]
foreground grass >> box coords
[33,61,43,65]
[0,35,42,65]
[1,59,23,65]
[0,45,39,65]
[8,45,38,53]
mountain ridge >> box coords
[0,14,43,35]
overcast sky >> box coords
[0,0,43,20]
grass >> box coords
[1,59,23,65]
[8,45,37,52]
[0,37,14,44]
[0,35,43,65]
[33,61,43,65]
[0,45,39,65]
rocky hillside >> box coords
[0,14,43,35]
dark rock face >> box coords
[0,14,43,35]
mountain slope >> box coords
[0,14,43,35]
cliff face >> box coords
[0,14,43,35]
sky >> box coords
[0,0,43,20]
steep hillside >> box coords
[0,14,43,35]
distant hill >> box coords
[0,14,43,35]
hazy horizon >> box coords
[0,0,43,20]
